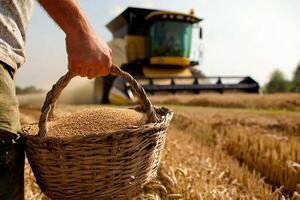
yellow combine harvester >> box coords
[94,7,259,104]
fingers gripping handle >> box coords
[38,65,157,137]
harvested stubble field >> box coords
[149,93,300,111]
[19,93,300,200]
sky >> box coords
[16,0,300,88]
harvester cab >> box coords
[94,7,259,104]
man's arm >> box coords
[38,0,112,79]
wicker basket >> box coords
[22,65,173,199]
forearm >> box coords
[38,0,112,77]
[38,0,92,37]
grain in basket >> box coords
[27,107,147,137]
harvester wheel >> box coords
[94,76,114,104]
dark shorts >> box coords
[0,129,24,200]
[0,62,20,134]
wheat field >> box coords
[19,93,300,200]
[150,93,300,111]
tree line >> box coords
[264,63,300,93]
[16,86,44,94]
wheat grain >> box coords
[27,107,146,137]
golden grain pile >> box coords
[27,107,146,137]
[48,107,146,137]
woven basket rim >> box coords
[21,106,173,141]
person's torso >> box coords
[0,0,34,70]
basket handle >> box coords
[38,64,158,137]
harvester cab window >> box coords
[149,21,192,58]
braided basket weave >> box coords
[22,65,173,199]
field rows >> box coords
[150,94,300,111]
[171,106,300,198]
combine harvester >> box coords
[94,7,260,104]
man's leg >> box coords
[0,62,24,200]
[0,131,24,200]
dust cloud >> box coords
[59,77,95,105]
[18,77,96,109]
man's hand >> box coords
[38,0,112,79]
[66,31,112,79]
